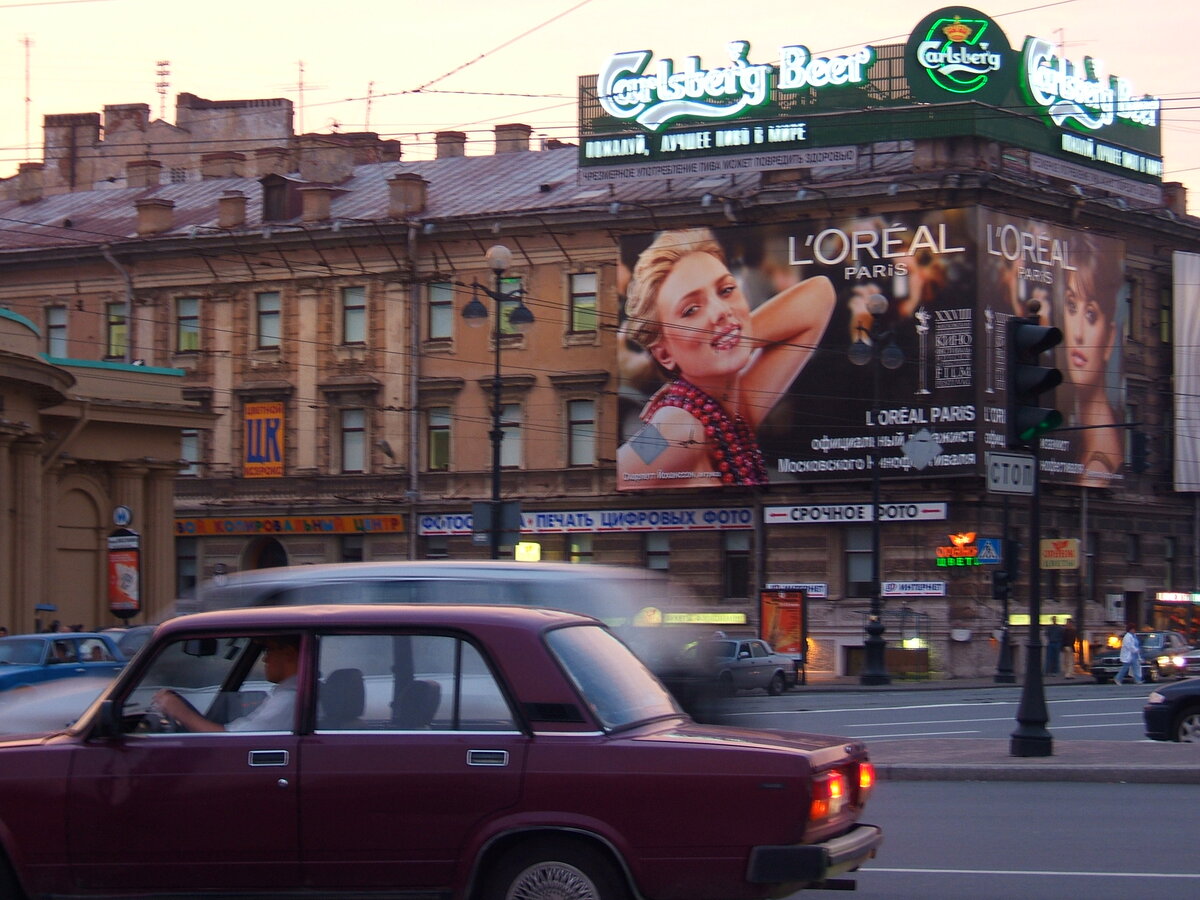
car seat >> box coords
[393,679,441,729]
[319,668,365,729]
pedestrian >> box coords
[1044,616,1063,675]
[1061,618,1077,678]
[1113,623,1144,685]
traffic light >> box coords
[1006,317,1063,450]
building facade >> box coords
[3,9,1200,674]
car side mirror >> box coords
[183,638,217,657]
[738,650,751,659]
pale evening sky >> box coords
[0,0,1195,212]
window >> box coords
[567,534,594,564]
[723,531,751,599]
[569,272,598,333]
[105,301,127,359]
[428,282,454,340]
[176,297,201,352]
[1126,532,1141,565]
[341,286,366,344]
[340,534,364,563]
[180,429,201,475]
[256,292,281,349]
[846,526,873,598]
[45,306,68,357]
[340,408,366,473]
[427,407,451,471]
[1160,287,1172,345]
[500,403,522,468]
[645,533,669,572]
[1165,537,1177,590]
[315,633,516,731]
[423,535,449,559]
[175,537,197,599]
[567,399,596,466]
[499,276,524,335]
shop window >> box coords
[567,534,594,564]
[175,537,197,599]
[424,535,450,559]
[645,533,669,572]
[723,531,751,599]
[340,534,364,563]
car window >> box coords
[51,640,78,663]
[1139,634,1165,650]
[751,642,768,659]
[315,633,516,733]
[78,638,116,662]
[545,624,680,730]
[118,635,276,734]
[0,639,45,665]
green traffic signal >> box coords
[1006,317,1063,449]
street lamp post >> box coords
[461,244,534,559]
[849,293,904,685]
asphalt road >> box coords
[715,682,1150,742]
[787,780,1200,899]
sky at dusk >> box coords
[1,0,1195,212]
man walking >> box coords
[1114,623,1144,685]
[1044,617,1064,675]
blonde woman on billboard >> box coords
[617,228,835,489]
[1061,237,1124,486]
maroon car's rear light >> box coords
[808,770,848,821]
[857,761,875,798]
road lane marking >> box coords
[866,867,1200,880]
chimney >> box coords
[16,162,44,204]
[297,136,357,184]
[299,183,338,223]
[495,123,532,154]
[387,172,428,217]
[126,158,162,189]
[255,146,292,177]
[201,151,245,180]
[218,190,248,229]
[435,131,467,159]
[1163,182,1188,218]
[135,197,174,236]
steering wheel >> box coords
[137,690,200,733]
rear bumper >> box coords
[746,823,883,885]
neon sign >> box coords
[598,41,872,132]
[1022,36,1159,132]
[936,532,980,566]
[916,14,1003,94]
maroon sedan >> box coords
[0,605,881,899]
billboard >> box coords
[1173,252,1200,491]
[615,209,1125,490]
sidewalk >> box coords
[791,671,1200,784]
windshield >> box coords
[1138,634,1166,650]
[0,639,45,665]
[545,624,680,730]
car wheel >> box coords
[1174,707,1200,743]
[484,837,631,900]
[767,672,785,696]
[1093,675,1109,684]
[1145,664,1160,684]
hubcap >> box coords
[508,862,598,900]
[1178,714,1200,742]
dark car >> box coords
[681,637,798,696]
[1144,677,1200,741]
[0,633,127,692]
[1174,646,1200,678]
[1088,630,1191,683]
[0,604,882,899]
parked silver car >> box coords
[681,636,798,696]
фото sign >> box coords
[581,6,1160,181]
[616,210,1125,490]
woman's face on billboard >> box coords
[1062,278,1114,390]
[650,251,754,381]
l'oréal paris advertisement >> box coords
[615,209,1124,491]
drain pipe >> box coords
[407,223,421,560]
[101,244,135,364]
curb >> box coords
[876,763,1200,784]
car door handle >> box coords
[248,750,290,767]
[467,749,509,767]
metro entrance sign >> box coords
[986,450,1035,495]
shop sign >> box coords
[418,506,754,536]
[763,503,948,524]
[766,582,828,599]
[882,582,947,597]
[243,401,284,478]
[935,532,981,566]
[175,515,404,536]
[1039,538,1080,569]
[1157,592,1200,605]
